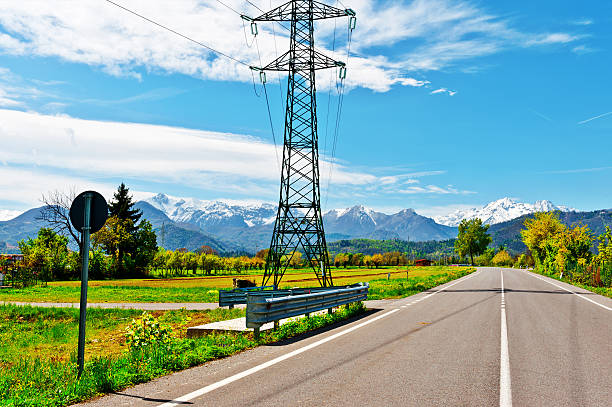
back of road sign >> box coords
[69,191,108,233]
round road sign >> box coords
[69,191,108,233]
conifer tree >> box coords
[108,182,142,227]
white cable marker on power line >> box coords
[499,269,512,407]
[158,308,400,407]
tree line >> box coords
[453,213,612,287]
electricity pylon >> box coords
[244,1,355,288]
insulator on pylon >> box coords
[260,71,267,83]
[349,16,356,30]
[251,22,258,36]
[339,66,347,79]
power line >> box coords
[255,35,281,170]
[104,0,250,67]
[326,20,353,204]
[216,0,242,16]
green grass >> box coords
[0,303,365,407]
[0,285,222,304]
[0,305,244,366]
[0,266,472,304]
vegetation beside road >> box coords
[0,302,365,407]
[521,214,612,296]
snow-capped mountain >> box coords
[434,198,575,227]
[324,205,457,241]
[145,193,277,233]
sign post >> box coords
[69,190,108,378]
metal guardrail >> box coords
[218,285,274,307]
[245,282,368,331]
[219,284,363,308]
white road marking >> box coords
[158,269,481,407]
[521,270,611,311]
[158,308,400,407]
[499,269,512,407]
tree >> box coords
[521,212,564,266]
[195,245,217,255]
[475,248,495,266]
[18,228,70,280]
[553,224,593,276]
[133,220,158,272]
[38,188,81,249]
[454,218,492,266]
[371,253,384,268]
[94,184,157,276]
[255,248,269,259]
[596,226,612,263]
[492,250,513,267]
[92,216,133,276]
[288,251,303,268]
[108,183,142,226]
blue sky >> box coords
[0,0,610,220]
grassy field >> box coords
[0,303,365,406]
[0,266,471,303]
[0,306,244,365]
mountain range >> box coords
[1,194,606,255]
[434,197,574,226]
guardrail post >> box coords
[254,327,260,340]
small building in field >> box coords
[414,258,431,267]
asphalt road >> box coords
[79,268,612,407]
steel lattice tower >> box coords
[245,1,355,288]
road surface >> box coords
[79,268,612,406]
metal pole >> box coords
[77,193,92,378]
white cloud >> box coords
[0,0,584,93]
[398,184,473,194]
[0,108,444,208]
[0,208,23,221]
[430,88,456,96]
[571,45,595,55]
[525,33,580,46]
[571,18,593,26]
[0,167,116,207]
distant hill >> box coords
[0,207,46,252]
[328,238,456,256]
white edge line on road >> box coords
[158,308,400,407]
[520,269,611,311]
[499,269,512,407]
[158,269,481,406]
